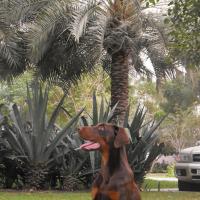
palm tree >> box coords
[0,0,173,124]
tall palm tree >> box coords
[0,0,173,124]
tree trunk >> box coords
[111,50,129,125]
[24,164,48,190]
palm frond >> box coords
[0,34,25,67]
[36,21,104,88]
[68,0,98,42]
[27,0,70,64]
[140,16,175,78]
[0,3,27,81]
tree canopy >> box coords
[167,0,200,67]
[0,0,172,84]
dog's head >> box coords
[78,123,131,151]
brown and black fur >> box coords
[78,123,141,200]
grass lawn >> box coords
[143,173,178,190]
[0,192,200,200]
[143,179,178,190]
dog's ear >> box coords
[114,127,130,148]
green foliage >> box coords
[154,110,166,120]
[145,0,160,7]
[166,0,200,67]
[166,164,175,177]
[161,107,200,152]
[0,82,83,189]
[161,142,176,155]
[0,71,33,104]
[160,73,200,152]
[151,162,168,173]
[161,79,196,113]
[62,68,110,117]
[129,81,164,118]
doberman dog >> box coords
[78,123,141,200]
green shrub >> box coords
[151,162,168,173]
[167,164,175,177]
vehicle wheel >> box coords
[178,180,191,191]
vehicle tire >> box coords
[178,180,191,191]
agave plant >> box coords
[0,112,23,189]
[0,82,83,189]
[125,105,165,187]
[48,121,94,191]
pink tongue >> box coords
[80,141,100,150]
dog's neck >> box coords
[101,145,130,183]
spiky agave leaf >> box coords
[44,108,84,159]
[92,91,98,125]
[11,104,32,159]
[128,117,163,165]
[80,92,117,126]
[98,96,105,123]
[129,105,147,141]
[3,124,26,156]
[39,95,66,155]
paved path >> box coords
[149,188,178,192]
[146,177,178,182]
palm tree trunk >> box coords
[111,50,129,125]
[24,164,48,190]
